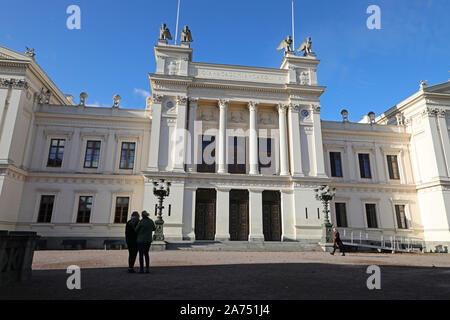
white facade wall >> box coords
[1,44,450,250]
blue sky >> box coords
[1,0,449,121]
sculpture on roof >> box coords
[297,37,313,56]
[159,23,173,41]
[25,47,35,59]
[420,80,428,89]
[277,36,293,54]
[181,26,193,43]
[113,94,121,108]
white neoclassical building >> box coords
[1,37,449,251]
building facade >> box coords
[1,41,449,251]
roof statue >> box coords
[159,23,173,42]
[420,80,428,89]
[25,47,35,59]
[277,36,293,54]
[181,26,193,43]
[297,37,314,56]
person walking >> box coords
[135,211,156,273]
[330,227,346,256]
[125,211,140,273]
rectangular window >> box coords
[335,203,348,228]
[330,152,343,178]
[47,139,65,168]
[228,136,246,174]
[197,135,216,173]
[395,205,408,229]
[359,154,372,179]
[37,195,55,223]
[84,141,101,168]
[77,196,93,223]
[114,197,130,224]
[387,155,401,180]
[120,142,135,170]
[258,138,273,172]
[365,204,378,229]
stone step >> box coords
[167,241,322,252]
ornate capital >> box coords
[277,103,288,113]
[151,94,164,104]
[437,108,447,118]
[422,107,438,118]
[218,99,229,110]
[0,78,29,90]
[289,104,300,113]
[189,97,199,104]
[311,104,321,114]
[248,101,259,112]
[176,96,188,105]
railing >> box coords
[339,228,425,253]
[0,231,40,286]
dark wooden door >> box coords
[263,202,282,241]
[230,201,249,241]
[195,202,216,240]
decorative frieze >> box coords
[0,78,29,90]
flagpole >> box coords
[292,0,295,51]
[175,0,181,44]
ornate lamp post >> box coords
[152,179,171,242]
[315,185,336,244]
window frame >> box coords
[197,135,216,173]
[83,140,102,169]
[114,196,130,224]
[334,202,348,228]
[358,153,372,179]
[387,154,401,181]
[76,195,94,224]
[119,142,136,170]
[330,152,343,178]
[47,138,66,168]
[364,203,379,229]
[394,204,409,230]
[228,135,246,174]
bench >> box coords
[103,240,126,250]
[62,239,87,250]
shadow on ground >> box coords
[0,263,449,300]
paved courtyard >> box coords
[1,251,450,300]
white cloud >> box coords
[134,88,151,99]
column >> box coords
[423,108,447,179]
[311,105,327,177]
[278,104,289,176]
[287,104,303,176]
[249,189,264,242]
[281,190,295,241]
[173,96,188,172]
[217,100,229,174]
[249,101,259,175]
[215,188,230,241]
[182,187,196,240]
[437,109,450,177]
[187,98,199,172]
[148,95,163,171]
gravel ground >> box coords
[1,251,449,300]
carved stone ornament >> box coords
[248,101,259,112]
[422,107,439,117]
[151,94,164,104]
[199,109,216,121]
[39,88,52,105]
[278,103,289,113]
[0,78,29,89]
[218,99,229,109]
[176,96,188,105]
[259,112,275,125]
[289,104,300,112]
[312,104,321,114]
[113,94,121,108]
[229,111,245,123]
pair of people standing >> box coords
[125,211,156,273]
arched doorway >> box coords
[263,191,282,241]
[229,190,249,241]
[195,189,217,240]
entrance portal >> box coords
[263,191,282,242]
[229,190,249,241]
[195,189,217,241]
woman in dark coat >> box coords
[125,211,140,273]
[135,211,156,273]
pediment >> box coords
[425,81,450,94]
[0,46,30,62]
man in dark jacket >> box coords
[331,227,346,256]
[135,211,156,273]
[125,212,140,273]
